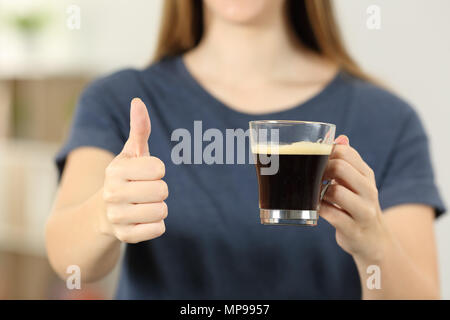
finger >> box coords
[335,135,349,145]
[130,221,166,242]
[112,156,165,181]
[123,180,169,203]
[121,98,151,157]
[331,137,373,179]
[107,202,167,224]
[115,221,166,243]
[319,200,357,234]
[322,159,374,198]
[322,184,374,223]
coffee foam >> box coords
[252,141,332,155]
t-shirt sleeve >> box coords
[378,108,446,218]
[55,79,125,177]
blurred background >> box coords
[0,0,449,299]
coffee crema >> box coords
[251,141,332,155]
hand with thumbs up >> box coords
[101,98,168,243]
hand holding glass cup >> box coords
[249,120,336,226]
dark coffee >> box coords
[253,142,331,210]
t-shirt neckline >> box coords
[174,55,344,119]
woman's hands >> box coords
[100,98,168,243]
[320,135,393,264]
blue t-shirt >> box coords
[56,56,446,299]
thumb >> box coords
[121,98,151,157]
[334,135,350,146]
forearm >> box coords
[45,188,121,282]
[354,235,440,300]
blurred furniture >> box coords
[0,76,119,299]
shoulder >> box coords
[81,57,181,102]
[338,72,426,146]
[79,68,140,104]
[72,58,185,136]
[341,72,417,124]
[337,73,428,170]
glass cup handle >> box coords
[320,180,331,201]
[319,142,336,202]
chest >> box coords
[196,80,334,115]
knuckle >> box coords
[127,238,138,244]
[333,145,345,158]
[326,185,336,199]
[151,157,166,178]
[329,159,345,177]
[335,159,347,175]
[158,180,169,200]
[105,162,121,178]
[107,208,122,224]
[115,229,130,243]
[328,184,341,199]
[155,222,166,237]
[103,187,121,203]
[159,202,168,219]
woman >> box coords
[46,0,445,299]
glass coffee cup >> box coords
[249,120,335,226]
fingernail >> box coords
[335,135,350,145]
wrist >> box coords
[95,188,115,238]
[353,224,395,270]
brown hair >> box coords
[154,0,370,81]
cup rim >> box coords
[249,120,336,128]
